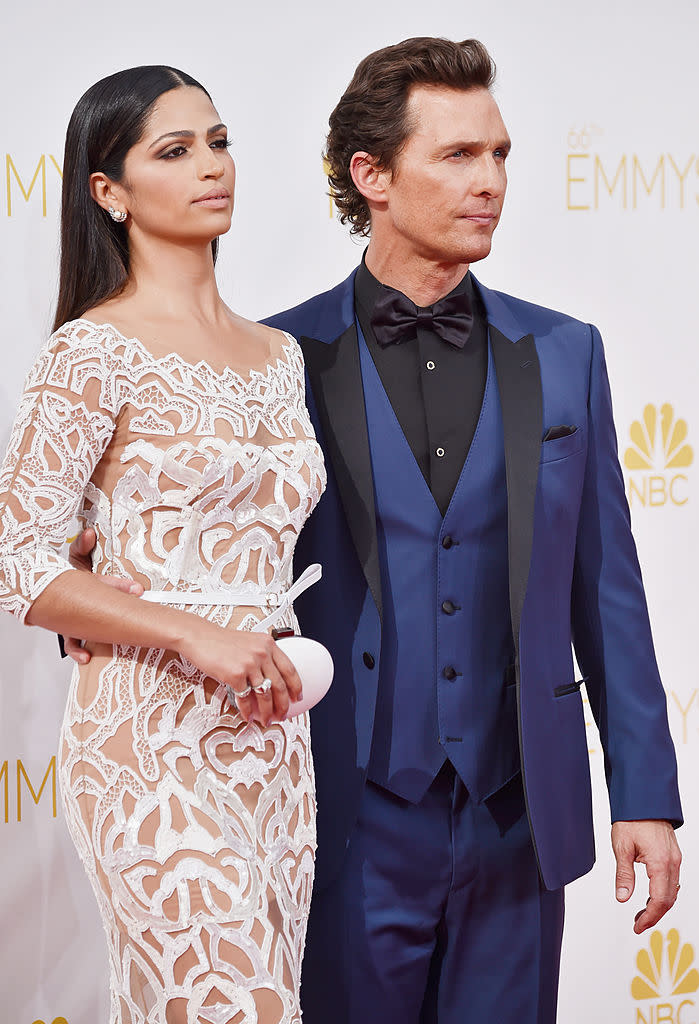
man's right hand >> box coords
[65,528,143,664]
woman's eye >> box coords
[162,146,187,159]
[211,138,232,150]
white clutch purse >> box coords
[275,634,334,717]
[248,563,334,720]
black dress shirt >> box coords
[354,259,488,516]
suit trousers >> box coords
[301,763,565,1024]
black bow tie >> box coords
[370,284,474,349]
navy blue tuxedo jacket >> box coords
[265,268,682,892]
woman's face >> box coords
[98,85,235,249]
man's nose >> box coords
[473,155,505,197]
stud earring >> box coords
[108,206,128,223]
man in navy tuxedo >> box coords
[263,35,683,1024]
[68,36,682,1024]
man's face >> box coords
[378,85,510,265]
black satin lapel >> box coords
[490,326,543,653]
[300,327,382,623]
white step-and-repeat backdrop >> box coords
[1,1,697,1021]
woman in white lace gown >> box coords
[0,67,325,1023]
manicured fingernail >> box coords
[617,887,630,899]
[129,584,141,593]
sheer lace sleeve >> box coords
[0,321,126,623]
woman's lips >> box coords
[193,189,230,208]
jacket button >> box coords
[443,666,458,681]
[441,535,454,549]
[441,600,457,615]
[363,651,375,669]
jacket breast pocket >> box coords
[540,426,585,464]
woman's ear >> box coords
[89,172,128,221]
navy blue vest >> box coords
[359,325,520,804]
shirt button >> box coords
[441,600,457,615]
[436,447,445,458]
[363,651,375,669]
[443,666,458,681]
[441,535,454,549]
[426,360,436,370]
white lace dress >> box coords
[0,320,326,1024]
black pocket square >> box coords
[543,424,577,442]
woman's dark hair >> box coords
[54,65,218,331]
[325,37,496,237]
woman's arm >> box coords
[0,324,300,722]
[64,526,143,665]
[26,568,301,724]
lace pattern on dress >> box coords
[0,319,326,1023]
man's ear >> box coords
[349,152,391,205]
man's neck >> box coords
[364,241,469,307]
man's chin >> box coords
[415,232,494,266]
[463,234,495,263]
[438,229,495,266]
[444,243,492,266]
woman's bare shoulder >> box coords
[79,296,141,338]
[223,309,294,359]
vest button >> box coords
[363,651,375,669]
[443,665,458,681]
[441,535,454,549]
[441,600,457,615]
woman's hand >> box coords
[179,617,303,726]
[64,528,301,726]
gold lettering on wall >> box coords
[5,154,63,216]
[565,127,699,211]
[0,756,58,822]
[671,690,698,745]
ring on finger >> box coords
[229,684,253,702]
[253,677,273,695]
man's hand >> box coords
[612,820,681,934]
[65,528,143,664]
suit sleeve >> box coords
[571,324,682,826]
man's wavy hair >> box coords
[325,37,496,237]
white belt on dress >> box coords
[140,563,322,633]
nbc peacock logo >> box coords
[631,929,699,1023]
[624,403,693,508]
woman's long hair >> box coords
[53,66,218,331]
